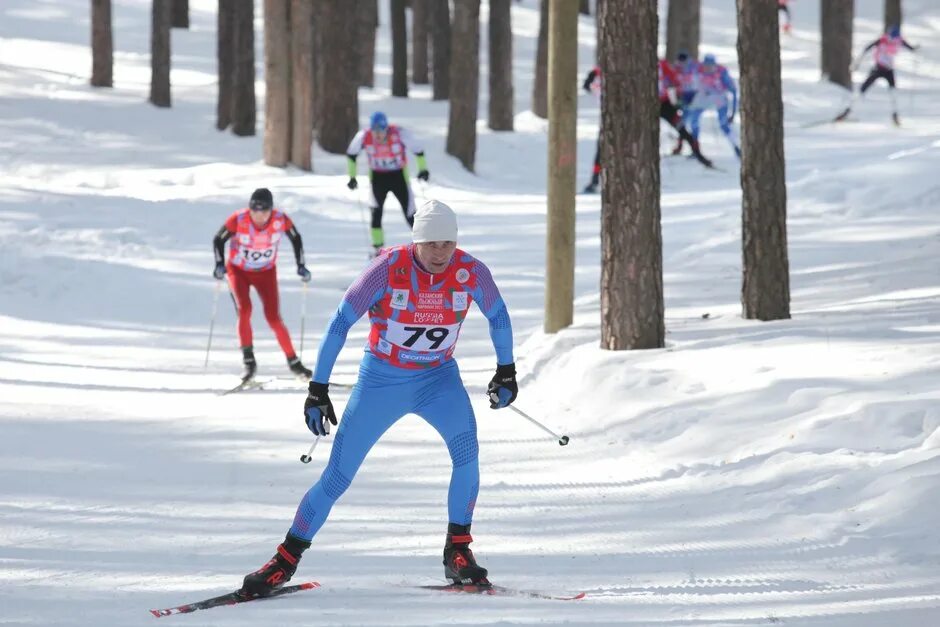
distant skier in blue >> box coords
[682,53,741,159]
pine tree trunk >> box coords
[231,0,256,136]
[172,0,189,28]
[356,0,378,87]
[391,0,409,97]
[599,0,664,350]
[665,0,700,62]
[579,0,590,15]
[532,0,548,118]
[91,0,113,88]
[264,0,291,167]
[737,0,791,321]
[544,0,578,333]
[821,0,853,90]
[412,0,430,84]
[312,2,323,131]
[318,0,359,153]
[430,0,451,100]
[446,0,481,171]
[290,0,314,171]
[884,0,902,30]
[150,0,172,108]
[488,0,513,131]
[217,0,234,130]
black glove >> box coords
[487,363,518,409]
[347,177,358,190]
[213,262,226,280]
[304,382,337,436]
[417,170,430,182]
[297,264,312,283]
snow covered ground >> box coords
[2,0,939,624]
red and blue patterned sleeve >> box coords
[470,259,515,366]
[312,256,389,383]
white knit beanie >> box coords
[412,200,458,243]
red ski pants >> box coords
[226,264,296,358]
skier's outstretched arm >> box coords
[471,261,514,365]
[399,127,429,179]
[285,224,305,267]
[311,256,389,383]
[582,68,598,93]
[470,260,518,409]
[722,71,738,118]
[212,225,232,265]
[345,130,366,183]
[285,221,311,281]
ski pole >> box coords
[300,436,321,464]
[355,189,371,251]
[299,280,308,361]
[203,280,223,370]
[507,405,570,446]
[417,179,429,204]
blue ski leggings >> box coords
[289,354,480,541]
[684,104,740,154]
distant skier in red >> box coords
[212,188,313,382]
[778,0,793,35]
[836,25,919,126]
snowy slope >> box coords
[1,0,939,625]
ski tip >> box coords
[299,581,321,590]
[571,591,587,600]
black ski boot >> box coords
[241,346,257,383]
[240,533,311,597]
[834,107,851,122]
[287,356,312,380]
[892,112,901,127]
[690,139,714,169]
[443,523,489,585]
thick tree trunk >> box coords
[356,0,378,87]
[429,0,451,100]
[446,0,481,171]
[264,0,291,167]
[172,0,189,28]
[412,0,430,84]
[544,0,578,333]
[488,0,514,131]
[665,0,700,62]
[391,0,409,97]
[91,0,113,88]
[318,0,359,153]
[532,0,548,118]
[821,0,854,89]
[579,0,590,15]
[231,0,256,136]
[737,0,791,321]
[217,0,234,130]
[150,0,172,108]
[312,2,323,131]
[599,0,664,350]
[884,0,902,30]
[291,0,314,171]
